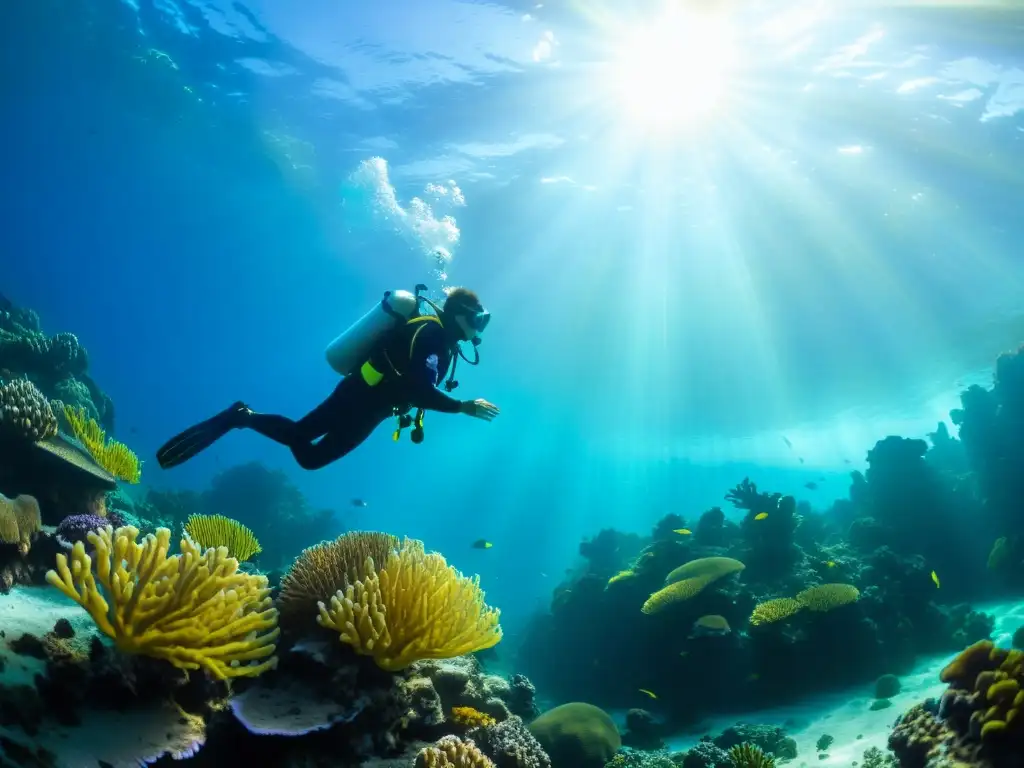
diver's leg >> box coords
[243,377,356,446]
[289,406,390,470]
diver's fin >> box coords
[156,401,250,469]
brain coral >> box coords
[528,703,620,768]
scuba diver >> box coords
[156,286,500,471]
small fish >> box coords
[754,512,769,521]
[747,673,760,682]
[641,552,654,559]
[472,539,493,550]
[540,572,548,578]
[798,457,805,464]
[781,435,793,448]
[803,481,818,490]
[638,688,658,699]
[679,651,689,658]
[826,561,837,568]
[673,528,692,536]
[931,570,940,588]
[843,459,851,464]
[351,498,368,508]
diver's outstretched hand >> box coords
[462,398,500,421]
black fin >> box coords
[156,401,248,469]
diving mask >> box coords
[455,308,490,342]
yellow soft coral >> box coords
[795,583,860,612]
[317,537,502,671]
[63,405,142,483]
[415,735,495,767]
[46,525,279,679]
[451,706,496,728]
[184,513,262,563]
[749,597,805,626]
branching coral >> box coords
[317,537,502,671]
[749,597,805,626]
[277,530,400,629]
[0,378,58,441]
[46,525,279,679]
[415,735,496,767]
[63,404,141,483]
[184,513,262,563]
[0,493,41,554]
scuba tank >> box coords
[325,286,428,375]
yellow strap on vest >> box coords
[407,314,442,359]
[361,314,442,387]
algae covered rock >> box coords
[874,673,901,699]
[528,702,620,768]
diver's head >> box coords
[442,287,490,342]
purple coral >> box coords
[56,512,125,547]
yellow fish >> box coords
[673,528,692,536]
[826,561,837,568]
[931,570,940,589]
[754,512,769,521]
[639,688,658,699]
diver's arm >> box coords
[406,325,465,413]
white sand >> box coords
[0,584,100,687]
[656,600,1024,765]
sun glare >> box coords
[608,9,738,130]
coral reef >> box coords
[889,639,1024,767]
[517,337,1024,728]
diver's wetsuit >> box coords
[229,319,468,475]
[243,319,462,469]
[156,318,465,472]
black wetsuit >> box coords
[243,319,463,469]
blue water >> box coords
[2,0,1024,636]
